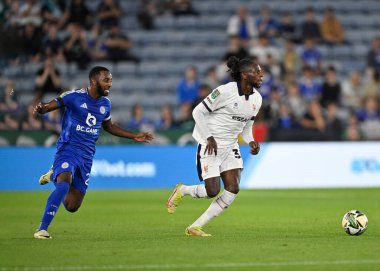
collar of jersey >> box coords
[237,81,254,96]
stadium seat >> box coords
[155,16,175,29]
[2,0,376,125]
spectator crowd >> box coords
[1,0,380,143]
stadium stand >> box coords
[0,0,380,142]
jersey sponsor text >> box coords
[232,116,250,122]
[76,125,99,134]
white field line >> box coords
[1,259,380,271]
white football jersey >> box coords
[192,82,262,147]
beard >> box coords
[253,82,261,89]
[96,81,107,96]
[247,77,259,89]
[252,77,262,89]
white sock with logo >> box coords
[180,184,208,198]
[190,189,237,228]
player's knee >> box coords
[66,206,79,213]
[206,187,220,198]
[64,203,80,213]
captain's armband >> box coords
[55,97,65,107]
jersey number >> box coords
[232,149,241,159]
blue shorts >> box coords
[52,150,93,195]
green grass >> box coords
[1,188,380,271]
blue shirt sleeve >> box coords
[103,98,112,121]
[59,90,77,108]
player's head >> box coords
[227,56,263,89]
[89,66,112,96]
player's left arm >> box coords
[241,95,262,155]
[241,120,260,155]
[102,119,154,143]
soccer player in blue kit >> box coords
[33,66,153,239]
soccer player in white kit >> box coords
[166,56,263,236]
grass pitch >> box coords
[0,188,380,271]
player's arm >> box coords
[192,102,217,155]
[102,119,153,143]
[241,120,260,155]
[33,97,63,115]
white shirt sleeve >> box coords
[203,87,229,112]
[241,120,255,144]
[192,87,229,140]
[192,102,212,139]
[241,92,262,144]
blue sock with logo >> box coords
[38,182,70,231]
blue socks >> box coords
[38,182,70,231]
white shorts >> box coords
[196,143,243,180]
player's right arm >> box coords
[33,97,63,115]
[193,87,230,156]
[34,89,78,115]
[192,103,217,156]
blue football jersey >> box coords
[56,88,111,159]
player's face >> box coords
[245,65,264,89]
[96,71,113,96]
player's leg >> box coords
[62,186,85,212]
[216,145,243,208]
[166,182,209,214]
[62,160,90,212]
[221,168,241,194]
[34,172,72,239]
[186,172,240,237]
[185,176,221,236]
[186,146,242,236]
[166,144,216,214]
[178,144,213,198]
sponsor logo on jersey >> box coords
[61,162,69,169]
[76,113,98,134]
[86,113,96,127]
[211,89,220,99]
[100,106,105,114]
[206,97,213,104]
[232,116,250,122]
[233,102,238,109]
[203,164,209,173]
[76,125,98,134]
[80,103,88,109]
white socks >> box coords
[190,190,237,228]
[180,184,208,198]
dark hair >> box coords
[226,56,256,82]
[89,66,109,81]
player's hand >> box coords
[134,132,154,143]
[205,136,217,156]
[33,103,45,115]
[249,141,260,155]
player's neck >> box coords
[88,87,101,100]
[240,81,253,94]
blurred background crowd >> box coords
[1,0,380,145]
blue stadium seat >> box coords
[155,16,175,29]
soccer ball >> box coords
[342,210,368,235]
